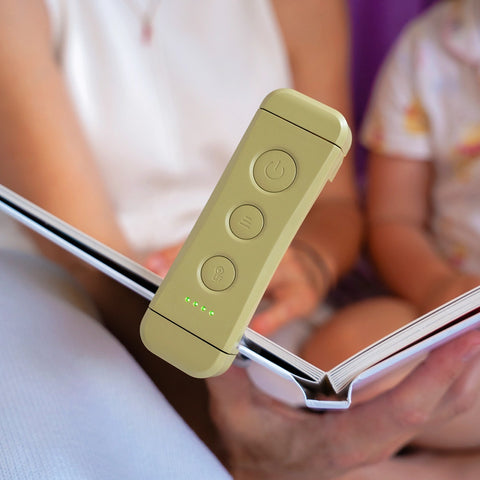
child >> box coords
[363,0,480,316]
[304,0,480,453]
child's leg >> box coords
[301,297,416,370]
[301,297,418,403]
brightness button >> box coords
[229,205,264,240]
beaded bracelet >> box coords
[291,239,333,294]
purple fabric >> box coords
[348,0,437,183]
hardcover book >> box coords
[2,183,479,410]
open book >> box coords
[242,290,480,409]
[1,183,480,410]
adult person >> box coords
[0,0,361,335]
[0,0,358,474]
[0,0,363,454]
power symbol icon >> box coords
[253,150,296,193]
[265,160,285,180]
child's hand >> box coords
[249,245,330,336]
[144,242,183,278]
[145,241,331,337]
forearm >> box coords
[273,0,360,289]
[0,85,132,259]
[0,0,133,259]
[364,152,476,312]
[369,221,455,312]
[295,195,363,288]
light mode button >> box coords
[253,150,296,192]
[201,256,236,291]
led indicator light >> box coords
[185,296,214,315]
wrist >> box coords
[291,239,333,298]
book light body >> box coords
[140,89,351,378]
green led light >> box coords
[187,298,212,314]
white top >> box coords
[43,0,292,254]
[361,0,480,274]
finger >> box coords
[144,243,183,276]
[206,366,302,450]
[429,348,480,426]
[207,366,288,412]
[208,365,313,430]
[384,330,480,423]
[163,243,183,262]
[250,286,317,335]
[144,253,169,276]
[412,351,480,448]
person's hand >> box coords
[144,242,183,277]
[421,272,480,315]
[207,331,480,480]
[249,245,330,336]
[332,448,480,480]
[147,242,330,336]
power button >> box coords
[253,150,296,192]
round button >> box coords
[229,204,264,240]
[201,256,236,291]
[253,150,296,193]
